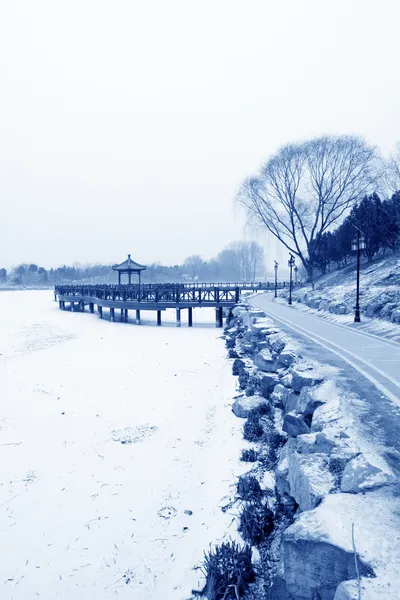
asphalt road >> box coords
[250,293,400,471]
[251,293,400,406]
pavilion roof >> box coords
[112,254,147,272]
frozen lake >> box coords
[0,290,243,600]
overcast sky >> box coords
[1,0,400,269]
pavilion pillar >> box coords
[188,307,193,327]
[129,272,132,285]
[176,308,181,327]
[136,310,140,324]
[110,308,115,322]
[157,310,162,326]
[89,303,94,313]
[216,306,223,328]
[118,272,121,285]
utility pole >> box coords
[288,253,295,305]
[274,261,278,298]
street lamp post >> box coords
[288,253,295,305]
[274,261,279,298]
[351,227,366,323]
[294,265,299,285]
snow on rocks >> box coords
[232,394,269,419]
[287,451,334,511]
[341,452,397,493]
[291,365,325,393]
[253,348,277,372]
[282,411,311,437]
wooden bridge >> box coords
[54,281,288,327]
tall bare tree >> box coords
[386,141,400,194]
[238,135,382,280]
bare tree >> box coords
[238,135,382,280]
[221,241,265,280]
[386,141,400,194]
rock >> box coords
[391,308,400,323]
[270,383,289,407]
[276,453,290,496]
[277,350,297,368]
[232,358,246,376]
[280,372,293,388]
[283,387,310,414]
[295,431,336,455]
[284,519,373,600]
[291,368,324,393]
[238,370,249,389]
[232,306,247,318]
[283,412,310,437]
[250,320,271,335]
[303,384,327,418]
[267,333,286,354]
[259,373,279,398]
[365,301,382,317]
[336,304,347,315]
[255,340,269,351]
[232,394,269,419]
[341,452,397,493]
[287,452,334,511]
[242,343,254,354]
[254,349,277,372]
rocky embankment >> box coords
[224,305,400,600]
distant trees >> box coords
[2,241,266,286]
[238,135,382,280]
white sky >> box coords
[1,0,400,269]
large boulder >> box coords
[391,309,400,324]
[341,452,397,493]
[232,394,269,419]
[280,372,293,388]
[254,349,277,372]
[295,431,336,455]
[283,412,310,437]
[283,495,375,600]
[287,452,334,511]
[291,367,324,393]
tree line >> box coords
[1,241,266,285]
[238,135,400,280]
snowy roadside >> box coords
[0,291,246,600]
[223,305,400,599]
[260,292,400,343]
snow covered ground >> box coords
[0,291,245,600]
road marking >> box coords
[251,299,400,408]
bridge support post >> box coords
[59,300,62,309]
[110,308,115,322]
[136,310,141,325]
[98,306,103,319]
[61,301,65,310]
[125,309,128,322]
[216,306,223,328]
[70,302,75,312]
[80,301,85,311]
[188,307,193,327]
[89,303,94,313]
[157,310,162,326]
[176,308,181,327]
[120,309,124,321]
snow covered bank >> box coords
[225,305,400,599]
[0,290,245,600]
[279,253,400,341]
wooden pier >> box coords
[54,281,285,327]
